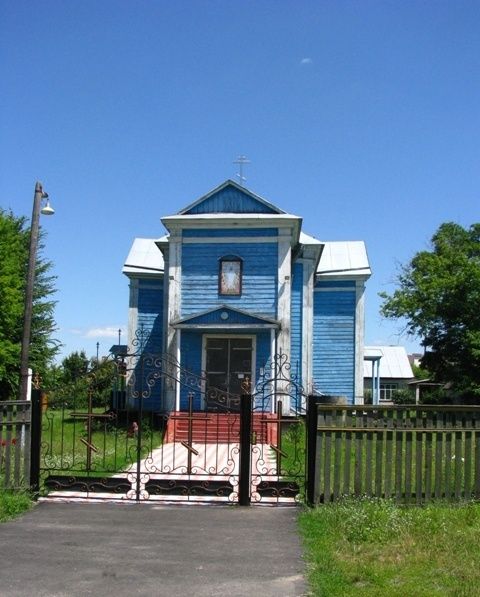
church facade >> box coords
[123,180,371,413]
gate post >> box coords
[239,393,252,506]
[306,394,318,506]
[30,389,42,496]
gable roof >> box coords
[178,180,286,215]
[363,346,414,379]
[172,305,280,329]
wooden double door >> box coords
[205,337,253,410]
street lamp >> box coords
[18,182,55,401]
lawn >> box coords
[299,499,480,596]
[41,407,163,478]
[0,489,32,522]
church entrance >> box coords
[33,342,306,505]
[204,336,253,410]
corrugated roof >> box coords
[123,238,164,276]
[363,346,414,379]
[317,241,371,277]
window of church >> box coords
[219,257,242,295]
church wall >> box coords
[134,277,164,411]
[181,241,278,319]
[312,285,356,402]
[290,261,303,383]
[180,331,203,410]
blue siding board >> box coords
[184,187,278,214]
[253,332,272,411]
[290,262,303,384]
[313,291,355,403]
[183,228,277,238]
[315,280,356,288]
[134,279,164,411]
[181,243,278,318]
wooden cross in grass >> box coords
[70,383,115,472]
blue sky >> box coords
[1,1,478,361]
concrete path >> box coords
[0,502,306,596]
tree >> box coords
[47,351,118,410]
[380,222,480,399]
[0,209,59,399]
[60,350,90,384]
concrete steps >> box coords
[165,412,278,444]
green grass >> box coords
[41,408,163,478]
[299,499,480,596]
[0,489,33,522]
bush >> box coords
[391,388,415,405]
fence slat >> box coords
[415,410,423,505]
[343,411,352,495]
[333,410,342,500]
[14,406,22,486]
[434,411,443,499]
[395,411,403,503]
[323,410,332,502]
[365,411,373,496]
[475,426,480,499]
[4,406,13,488]
[374,410,383,497]
[445,416,452,501]
[464,412,473,500]
[385,410,393,499]
[354,423,363,496]
[424,411,433,502]
[405,423,413,503]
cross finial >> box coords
[233,155,251,186]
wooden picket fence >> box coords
[0,401,32,490]
[307,404,480,504]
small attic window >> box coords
[219,256,242,296]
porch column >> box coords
[166,230,182,412]
[355,280,366,405]
[277,229,292,412]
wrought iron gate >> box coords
[34,348,306,505]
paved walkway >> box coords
[0,502,306,596]
[46,442,292,504]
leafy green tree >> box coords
[0,209,59,398]
[411,363,430,381]
[380,222,480,399]
[61,350,90,384]
[47,351,118,410]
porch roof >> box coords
[172,306,280,329]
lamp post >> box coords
[18,182,54,401]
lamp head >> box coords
[41,199,55,216]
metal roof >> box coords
[123,238,164,276]
[363,346,414,379]
[317,241,371,277]
[299,231,322,245]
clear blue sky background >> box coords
[1,1,478,361]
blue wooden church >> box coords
[122,180,371,413]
